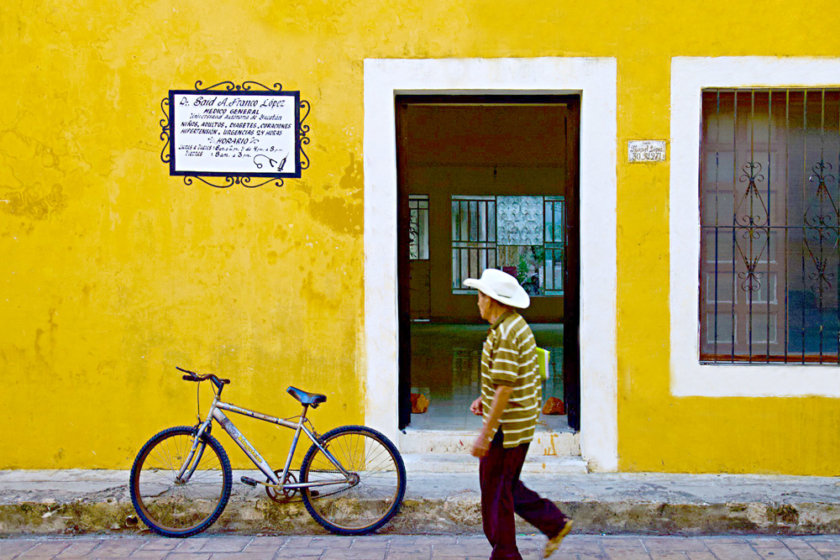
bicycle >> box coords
[129,367,407,538]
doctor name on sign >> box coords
[169,88,301,178]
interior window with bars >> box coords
[451,195,565,296]
[408,194,429,260]
[700,89,840,363]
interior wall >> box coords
[406,165,566,322]
[399,101,576,323]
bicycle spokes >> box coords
[300,426,406,535]
[130,427,232,537]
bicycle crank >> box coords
[266,471,298,503]
[238,473,298,503]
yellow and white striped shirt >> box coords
[480,310,541,448]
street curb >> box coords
[3,496,840,536]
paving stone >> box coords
[685,552,717,560]
[704,542,763,560]
[208,554,272,560]
[284,536,313,547]
[249,535,288,542]
[781,541,825,560]
[323,550,386,560]
[0,540,38,559]
[601,537,648,552]
[139,539,180,551]
[561,535,604,554]
[127,551,170,559]
[387,543,433,554]
[602,550,651,560]
[243,536,287,550]
[644,537,710,552]
[749,541,799,560]
[422,536,470,545]
[601,543,651,560]
[199,537,253,553]
[53,540,100,558]
[85,540,147,558]
[174,538,213,553]
[17,541,72,557]
[349,540,392,550]
[431,543,491,558]
[275,545,324,558]
[805,538,840,553]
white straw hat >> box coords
[463,268,530,309]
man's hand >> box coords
[470,396,483,416]
[470,385,513,459]
[471,433,490,458]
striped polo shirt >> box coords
[480,310,541,448]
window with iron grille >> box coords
[451,195,565,296]
[700,89,840,363]
[408,194,429,260]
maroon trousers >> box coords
[479,430,569,560]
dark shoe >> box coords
[543,519,573,558]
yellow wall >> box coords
[2,0,840,472]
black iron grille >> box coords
[700,89,840,363]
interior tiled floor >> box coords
[408,323,570,432]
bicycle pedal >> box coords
[240,476,259,487]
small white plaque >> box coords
[628,140,666,163]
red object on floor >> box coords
[542,397,565,415]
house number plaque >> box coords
[628,140,666,163]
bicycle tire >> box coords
[299,425,406,535]
[130,426,232,537]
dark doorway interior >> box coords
[396,96,581,431]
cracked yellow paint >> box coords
[2,0,840,473]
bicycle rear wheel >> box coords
[130,426,232,537]
[299,425,406,535]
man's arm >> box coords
[471,384,513,458]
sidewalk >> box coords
[5,534,840,560]
[2,470,840,536]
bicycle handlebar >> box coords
[176,366,230,386]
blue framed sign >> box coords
[161,81,310,188]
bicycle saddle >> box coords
[287,386,327,408]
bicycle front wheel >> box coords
[300,425,406,535]
[130,426,232,537]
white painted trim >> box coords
[670,57,840,398]
[363,58,618,471]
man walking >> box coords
[465,268,573,560]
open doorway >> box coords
[396,95,581,433]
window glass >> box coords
[700,89,840,363]
[451,195,565,296]
[408,195,429,260]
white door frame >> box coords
[363,57,618,471]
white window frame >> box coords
[364,57,618,471]
[670,57,840,398]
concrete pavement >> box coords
[3,470,840,536]
[5,534,840,559]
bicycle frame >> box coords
[176,392,351,491]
